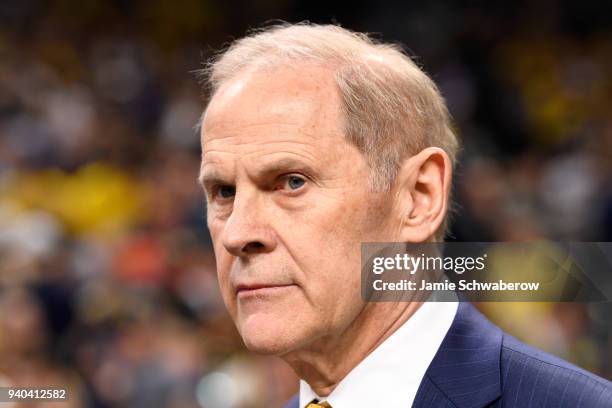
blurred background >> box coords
[0,0,611,406]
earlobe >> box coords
[395,147,451,242]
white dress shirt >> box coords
[299,299,458,408]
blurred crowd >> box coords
[0,1,611,407]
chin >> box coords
[237,313,302,355]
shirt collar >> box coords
[299,299,458,408]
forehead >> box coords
[201,64,344,150]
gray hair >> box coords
[198,22,459,240]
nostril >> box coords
[242,241,265,253]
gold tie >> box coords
[306,400,332,408]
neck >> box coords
[280,301,423,397]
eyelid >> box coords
[206,172,310,199]
[280,172,306,180]
[207,183,235,203]
[276,173,308,191]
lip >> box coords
[235,284,295,298]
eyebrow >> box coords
[197,167,224,190]
[255,157,317,178]
[197,156,317,189]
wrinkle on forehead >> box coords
[197,65,364,195]
[201,65,343,147]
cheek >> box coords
[305,256,364,334]
[303,197,377,304]
[207,215,225,240]
[214,252,236,313]
[288,214,365,313]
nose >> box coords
[221,193,277,256]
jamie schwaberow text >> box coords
[372,279,540,292]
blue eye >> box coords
[217,185,235,198]
[286,175,305,190]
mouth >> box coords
[235,283,296,298]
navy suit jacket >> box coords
[284,302,612,407]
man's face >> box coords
[200,65,395,354]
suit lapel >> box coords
[285,302,502,408]
[413,301,503,408]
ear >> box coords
[394,147,452,242]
